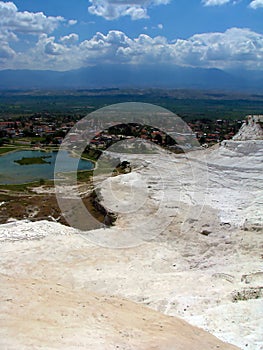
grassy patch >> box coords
[0,146,19,155]
[0,180,47,192]
[16,137,45,143]
[14,155,51,165]
[82,149,102,162]
[0,193,12,202]
[77,170,94,182]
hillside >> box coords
[0,65,263,91]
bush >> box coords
[39,178,45,186]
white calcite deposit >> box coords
[0,129,262,349]
[233,115,263,141]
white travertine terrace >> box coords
[0,125,262,349]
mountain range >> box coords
[0,65,262,92]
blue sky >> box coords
[0,0,262,71]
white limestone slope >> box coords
[0,138,262,350]
[233,115,263,141]
[99,139,262,236]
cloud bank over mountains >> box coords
[1,26,262,72]
[0,0,262,84]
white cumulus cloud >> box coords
[0,42,15,59]
[202,0,231,6]
[0,1,77,66]
[88,0,170,20]
[68,19,78,26]
[60,33,79,46]
[2,28,263,71]
[249,0,263,9]
[0,1,65,34]
[179,28,263,69]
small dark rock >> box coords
[200,230,212,236]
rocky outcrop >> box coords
[233,115,263,141]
